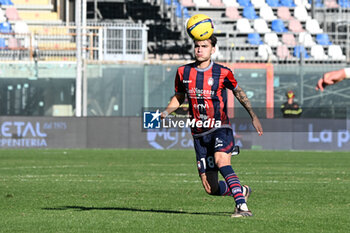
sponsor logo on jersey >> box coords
[208,77,214,86]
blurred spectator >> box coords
[281,90,302,118]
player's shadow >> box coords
[43,206,232,217]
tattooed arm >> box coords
[233,86,263,136]
[233,86,256,118]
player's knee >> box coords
[214,152,231,168]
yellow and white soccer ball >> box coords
[186,14,214,41]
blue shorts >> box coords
[193,127,235,175]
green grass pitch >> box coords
[1,149,349,233]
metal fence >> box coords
[314,5,350,60]
[0,22,148,62]
[102,24,148,61]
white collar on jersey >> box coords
[194,61,213,72]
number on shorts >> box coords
[201,156,215,170]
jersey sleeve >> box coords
[223,69,238,90]
[174,68,186,94]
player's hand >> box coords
[316,69,346,91]
[160,110,169,119]
[252,116,263,136]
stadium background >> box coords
[0,0,349,150]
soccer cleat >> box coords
[231,186,253,218]
[231,208,253,218]
[232,203,253,218]
[242,185,252,203]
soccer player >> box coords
[316,68,350,91]
[161,35,263,217]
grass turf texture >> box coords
[0,149,349,233]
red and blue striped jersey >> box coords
[174,61,238,135]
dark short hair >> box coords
[208,34,217,47]
[193,34,217,47]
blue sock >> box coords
[219,165,245,205]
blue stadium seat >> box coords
[280,0,296,7]
[294,45,310,58]
[271,19,288,33]
[176,5,190,18]
[314,0,324,7]
[338,0,350,8]
[316,34,332,45]
[0,22,11,33]
[243,6,259,19]
[247,33,263,45]
[238,0,253,7]
[0,38,6,48]
[164,0,179,5]
[0,0,13,5]
[266,0,280,7]
[175,5,181,18]
[183,7,190,18]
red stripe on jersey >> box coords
[216,67,226,123]
[188,68,199,120]
[221,68,237,124]
[174,66,185,93]
[202,68,215,119]
[225,69,238,90]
